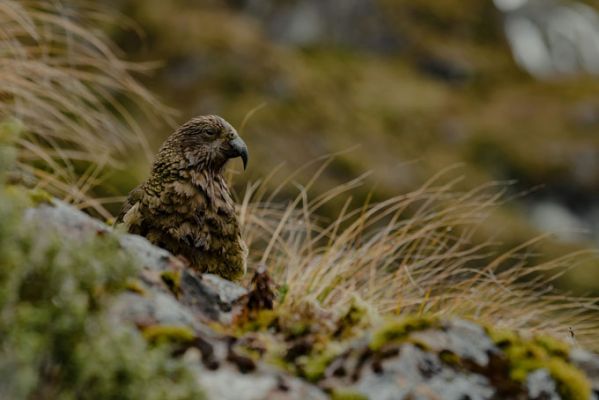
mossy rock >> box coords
[370,315,439,351]
[488,327,591,400]
[142,325,197,346]
[161,269,182,296]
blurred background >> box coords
[96,0,599,293]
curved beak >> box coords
[228,136,249,170]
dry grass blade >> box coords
[0,0,171,215]
[239,164,599,350]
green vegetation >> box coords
[142,325,197,346]
[489,328,591,400]
[0,137,204,400]
[330,389,368,400]
[161,270,182,297]
[369,315,439,351]
[300,347,342,382]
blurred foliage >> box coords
[103,0,599,204]
[0,131,203,400]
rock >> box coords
[24,199,326,399]
[198,365,328,400]
[526,369,560,400]
[111,291,202,331]
[202,273,248,305]
[529,200,588,243]
[351,344,495,400]
[412,319,496,367]
[25,200,247,325]
[22,199,599,400]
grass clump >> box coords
[0,1,170,218]
[0,139,203,400]
[239,163,599,351]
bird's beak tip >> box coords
[242,154,248,170]
[229,136,249,171]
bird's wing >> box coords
[114,185,144,227]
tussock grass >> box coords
[239,162,599,350]
[0,0,169,218]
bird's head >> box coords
[169,115,249,172]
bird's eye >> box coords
[204,127,218,136]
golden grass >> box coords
[239,162,599,350]
[0,0,170,218]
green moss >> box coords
[547,358,591,400]
[161,270,181,296]
[535,335,570,358]
[407,337,431,351]
[239,309,279,332]
[439,349,461,366]
[288,321,311,338]
[508,353,590,400]
[27,188,53,205]
[300,347,340,382]
[142,325,196,346]
[370,315,439,351]
[488,327,590,400]
[335,296,373,340]
[330,388,368,400]
[488,328,519,348]
[125,278,146,295]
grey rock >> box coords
[118,233,176,272]
[350,344,494,400]
[413,319,496,367]
[25,200,244,324]
[198,365,327,400]
[526,369,560,400]
[111,292,200,330]
[24,200,106,238]
[23,199,599,400]
[24,199,325,400]
[202,273,247,305]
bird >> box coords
[115,115,249,281]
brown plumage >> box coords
[115,115,249,281]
